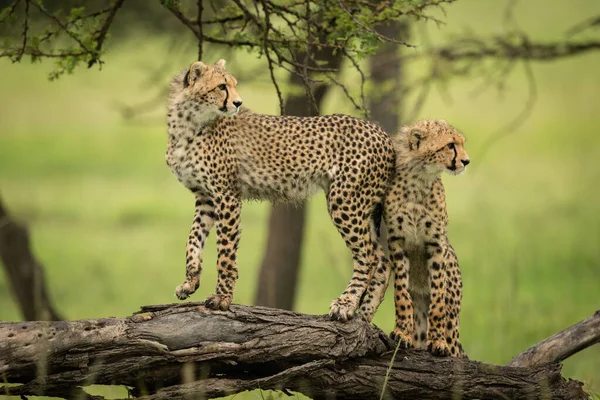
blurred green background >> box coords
[1,0,599,398]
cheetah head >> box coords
[172,59,242,123]
[397,120,470,176]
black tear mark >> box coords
[183,69,190,88]
[450,146,457,170]
[220,82,229,112]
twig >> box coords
[300,0,318,115]
[88,0,127,68]
[0,0,21,23]
[262,7,284,114]
[566,15,600,37]
[1,49,88,58]
[31,1,92,55]
[17,0,28,61]
[202,15,244,24]
[344,49,369,118]
[337,0,415,48]
[37,7,115,45]
[197,0,203,61]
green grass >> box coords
[1,0,600,398]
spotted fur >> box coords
[166,60,395,320]
[366,120,470,357]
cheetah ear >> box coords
[215,59,226,69]
[439,119,447,125]
[184,61,207,88]
[408,129,423,150]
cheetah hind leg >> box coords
[356,218,392,322]
[327,186,380,321]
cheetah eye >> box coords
[447,143,455,150]
[218,83,227,91]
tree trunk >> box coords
[369,20,408,132]
[0,302,590,400]
[254,45,343,310]
[368,19,408,260]
[0,195,63,321]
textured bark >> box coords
[508,309,600,367]
[0,303,588,400]
[0,195,63,321]
[254,38,343,310]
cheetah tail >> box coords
[371,202,383,238]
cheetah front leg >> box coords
[425,240,451,356]
[175,193,215,300]
[204,193,241,311]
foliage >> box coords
[1,0,599,116]
[0,0,453,112]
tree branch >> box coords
[508,309,600,368]
[0,303,589,399]
[88,0,127,68]
[433,38,600,61]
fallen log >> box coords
[0,302,589,399]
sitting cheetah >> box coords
[372,120,470,357]
[165,59,395,320]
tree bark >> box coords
[254,41,343,310]
[0,195,63,321]
[0,303,589,400]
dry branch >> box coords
[509,309,600,368]
[0,303,588,400]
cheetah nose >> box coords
[233,100,242,108]
[462,159,470,166]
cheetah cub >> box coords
[165,60,395,321]
[384,120,469,357]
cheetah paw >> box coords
[329,298,356,321]
[427,339,451,357]
[204,294,232,311]
[175,281,198,300]
[390,328,414,349]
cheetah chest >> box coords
[395,202,443,294]
[396,202,440,246]
[166,138,212,193]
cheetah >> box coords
[367,120,470,357]
[165,59,395,320]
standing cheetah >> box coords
[367,120,470,357]
[165,59,395,320]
